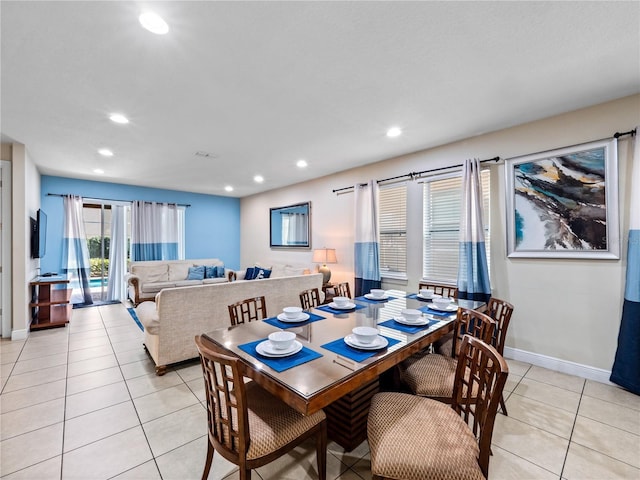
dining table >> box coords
[201,289,485,451]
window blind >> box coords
[422,170,490,283]
[379,183,407,276]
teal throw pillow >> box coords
[187,266,205,280]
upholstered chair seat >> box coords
[368,392,485,480]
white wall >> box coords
[9,142,41,338]
[241,94,640,375]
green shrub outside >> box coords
[90,258,109,277]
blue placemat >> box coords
[406,293,431,302]
[320,335,401,362]
[418,305,456,319]
[355,295,398,304]
[263,312,326,329]
[378,318,437,334]
[238,339,322,372]
[316,304,366,315]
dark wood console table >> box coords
[29,276,72,330]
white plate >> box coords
[256,340,303,357]
[276,312,311,323]
[394,316,429,326]
[328,302,356,310]
[364,293,388,301]
[344,334,389,350]
[428,303,458,312]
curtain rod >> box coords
[46,193,191,208]
[614,128,636,138]
[332,156,500,193]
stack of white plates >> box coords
[256,340,303,357]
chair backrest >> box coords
[300,288,321,309]
[486,297,514,354]
[195,335,250,462]
[334,282,351,299]
[228,296,267,326]
[450,308,495,358]
[451,335,509,477]
[418,281,458,299]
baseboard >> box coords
[11,328,28,341]
[503,346,614,385]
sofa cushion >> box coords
[134,264,169,283]
[187,266,205,280]
[141,281,177,293]
[202,277,227,285]
[169,263,192,281]
[175,279,203,287]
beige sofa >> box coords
[125,258,229,305]
[135,272,324,374]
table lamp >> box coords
[312,248,337,284]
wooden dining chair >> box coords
[435,297,514,415]
[400,308,495,402]
[418,281,459,299]
[333,282,351,299]
[228,296,268,326]
[195,335,327,480]
[368,335,509,480]
[300,288,322,309]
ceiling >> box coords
[2,1,639,198]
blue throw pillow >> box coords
[244,267,257,280]
[215,264,225,278]
[187,266,205,280]
[204,265,217,279]
[254,267,272,279]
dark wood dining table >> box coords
[201,289,485,450]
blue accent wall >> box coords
[40,176,240,274]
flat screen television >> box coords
[30,209,47,258]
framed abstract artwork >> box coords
[506,138,619,259]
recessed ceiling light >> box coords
[109,113,129,124]
[296,159,308,168]
[224,185,234,192]
[139,12,169,35]
[254,175,264,183]
[93,169,105,174]
[386,127,402,138]
[98,149,113,157]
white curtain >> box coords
[106,205,127,301]
[62,195,92,305]
[354,180,381,297]
[457,158,491,302]
[131,201,179,261]
[283,213,308,245]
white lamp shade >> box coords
[312,248,337,264]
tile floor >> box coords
[1,303,639,479]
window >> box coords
[422,170,490,283]
[379,183,407,278]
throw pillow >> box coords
[204,265,217,279]
[187,266,205,280]
[244,267,258,280]
[254,267,272,279]
[215,264,225,278]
